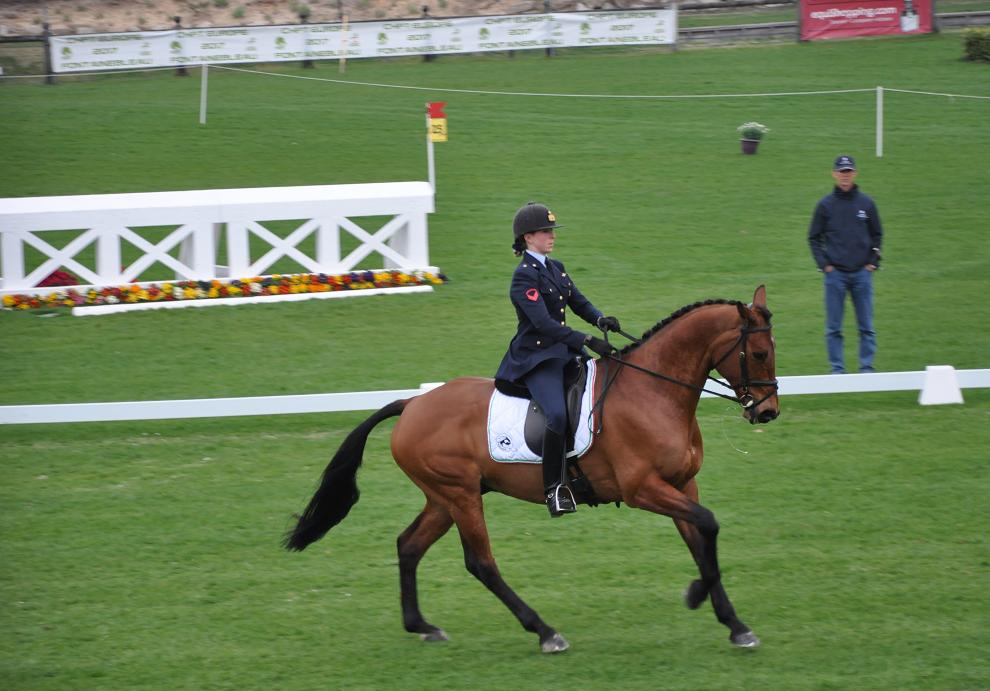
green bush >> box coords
[962,28,990,62]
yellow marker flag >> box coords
[427,102,447,143]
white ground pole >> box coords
[876,85,883,158]
[200,63,208,125]
[426,108,436,191]
[2,369,987,425]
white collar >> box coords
[525,250,547,266]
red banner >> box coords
[800,0,931,40]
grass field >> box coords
[2,393,988,689]
[1,32,989,689]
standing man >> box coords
[808,155,884,373]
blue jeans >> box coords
[824,268,876,373]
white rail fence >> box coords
[1,368,986,425]
[0,181,435,295]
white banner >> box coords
[50,10,676,73]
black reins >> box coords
[591,319,779,429]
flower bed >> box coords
[2,270,447,311]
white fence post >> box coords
[199,63,209,125]
[0,229,24,289]
[96,226,122,283]
[876,85,884,158]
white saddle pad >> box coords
[487,364,596,463]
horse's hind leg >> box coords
[398,501,454,641]
[447,490,568,654]
[673,479,759,648]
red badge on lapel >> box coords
[525,288,539,302]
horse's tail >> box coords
[283,399,407,552]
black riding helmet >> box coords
[512,202,564,239]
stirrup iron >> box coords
[546,484,577,517]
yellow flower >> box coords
[2,295,15,307]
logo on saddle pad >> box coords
[497,435,512,449]
[526,288,539,302]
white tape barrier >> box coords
[0,369,986,425]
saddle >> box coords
[494,356,589,455]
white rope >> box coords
[3,63,988,101]
[210,64,877,99]
[883,87,990,100]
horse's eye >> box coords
[753,351,768,362]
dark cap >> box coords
[512,202,563,238]
[833,155,857,171]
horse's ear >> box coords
[736,301,750,322]
[752,284,767,308]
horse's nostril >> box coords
[758,409,779,423]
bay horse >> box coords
[285,285,779,653]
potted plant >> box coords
[737,121,770,155]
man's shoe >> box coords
[545,484,577,517]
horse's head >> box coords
[711,285,780,425]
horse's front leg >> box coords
[625,473,758,648]
[673,479,759,648]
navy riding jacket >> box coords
[808,185,884,272]
[495,253,603,383]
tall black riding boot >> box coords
[541,427,576,517]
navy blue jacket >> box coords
[808,185,883,272]
[495,253,603,383]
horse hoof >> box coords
[420,628,449,642]
[540,633,570,654]
[683,579,707,610]
[730,630,761,648]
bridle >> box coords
[593,316,779,423]
[706,322,779,410]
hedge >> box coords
[962,28,990,62]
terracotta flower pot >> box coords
[740,138,760,154]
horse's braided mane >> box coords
[618,299,745,356]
